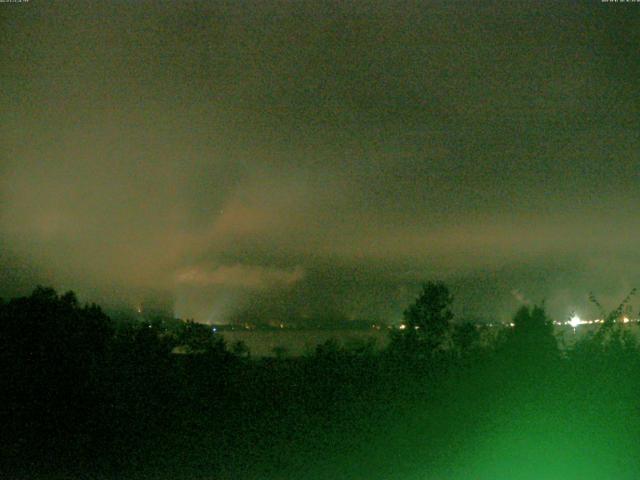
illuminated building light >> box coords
[569,315,582,329]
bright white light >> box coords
[569,315,582,329]
[623,317,630,324]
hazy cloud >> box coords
[176,264,305,290]
[1,2,639,321]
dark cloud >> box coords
[1,2,639,322]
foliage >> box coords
[452,321,482,356]
[3,284,640,480]
[570,289,639,362]
[231,339,251,358]
[501,304,559,365]
[390,281,454,358]
[175,320,227,356]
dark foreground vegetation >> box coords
[2,283,640,479]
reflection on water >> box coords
[218,329,390,357]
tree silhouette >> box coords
[0,286,114,467]
[504,304,558,366]
[390,281,454,358]
[232,340,251,359]
[452,321,481,357]
[176,320,227,355]
[579,289,638,358]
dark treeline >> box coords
[2,283,640,479]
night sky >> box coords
[1,1,639,323]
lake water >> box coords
[216,323,640,357]
[218,329,391,357]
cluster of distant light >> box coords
[562,314,637,329]
[395,315,640,332]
